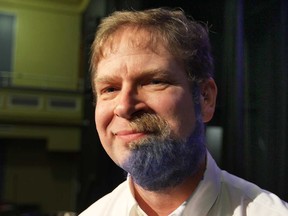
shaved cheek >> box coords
[162,92,195,137]
[95,103,108,136]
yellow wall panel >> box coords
[13,9,80,89]
[0,0,89,90]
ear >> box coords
[199,78,218,123]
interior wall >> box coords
[222,0,288,201]
[244,0,288,200]
[0,0,84,90]
[0,1,88,213]
[1,138,79,213]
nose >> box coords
[114,87,146,119]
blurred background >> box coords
[0,0,287,215]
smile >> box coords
[113,130,147,143]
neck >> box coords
[132,158,206,216]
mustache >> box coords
[128,113,172,150]
[129,113,169,135]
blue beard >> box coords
[121,105,206,191]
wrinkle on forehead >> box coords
[100,25,167,59]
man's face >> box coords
[94,27,197,167]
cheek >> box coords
[152,91,195,137]
[95,102,113,136]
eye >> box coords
[150,79,164,85]
[99,86,119,95]
[146,78,170,86]
[104,87,117,93]
[141,78,171,90]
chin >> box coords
[122,119,206,191]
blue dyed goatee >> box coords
[121,109,206,191]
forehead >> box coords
[99,26,169,61]
[96,30,180,81]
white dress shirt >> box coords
[80,151,288,216]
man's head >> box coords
[91,8,217,191]
[91,8,214,92]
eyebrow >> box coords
[95,68,172,83]
[142,69,172,77]
[94,75,119,84]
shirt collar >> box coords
[183,151,221,216]
[127,151,221,216]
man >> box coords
[80,8,288,216]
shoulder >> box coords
[79,180,134,216]
[219,170,288,215]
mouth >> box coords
[113,130,148,143]
[112,113,169,146]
